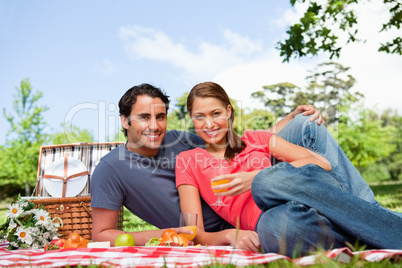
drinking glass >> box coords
[210,163,230,206]
[179,212,198,240]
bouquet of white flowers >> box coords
[0,194,62,250]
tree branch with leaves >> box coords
[278,0,401,62]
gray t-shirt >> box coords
[90,130,233,232]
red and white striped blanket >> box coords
[0,241,400,267]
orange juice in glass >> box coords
[210,164,230,206]
[211,179,230,193]
[179,212,198,240]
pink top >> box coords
[176,130,275,230]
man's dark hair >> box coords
[119,83,170,137]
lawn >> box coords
[1,181,401,267]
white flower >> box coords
[19,199,29,208]
[8,219,17,230]
[4,198,62,249]
[15,227,33,244]
[34,210,50,226]
[42,232,51,240]
[6,203,23,218]
[24,233,33,246]
[31,226,39,234]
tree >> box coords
[330,102,396,174]
[379,109,402,181]
[1,79,49,197]
[252,62,364,124]
[251,82,299,119]
[167,93,193,132]
[49,123,94,145]
[278,0,402,62]
[241,109,276,131]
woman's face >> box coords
[190,97,231,148]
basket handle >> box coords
[80,201,92,218]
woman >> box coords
[175,82,402,257]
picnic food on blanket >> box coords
[158,229,189,247]
[145,229,190,247]
[44,239,66,251]
[63,232,88,248]
[114,233,135,247]
[145,237,161,246]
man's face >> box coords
[121,95,167,157]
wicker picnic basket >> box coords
[30,142,125,240]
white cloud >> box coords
[118,3,401,115]
[119,26,263,81]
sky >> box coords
[1,0,401,145]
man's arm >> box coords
[267,105,325,133]
[92,207,193,246]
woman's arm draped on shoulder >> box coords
[269,135,332,171]
[267,105,325,133]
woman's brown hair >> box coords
[187,81,246,162]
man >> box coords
[90,83,323,246]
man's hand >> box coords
[268,105,325,133]
[226,229,261,252]
[292,105,326,125]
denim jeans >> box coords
[251,114,402,257]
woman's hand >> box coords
[211,170,260,196]
[171,227,195,237]
[226,229,260,252]
[292,105,326,125]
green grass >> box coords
[369,181,402,212]
[1,181,401,267]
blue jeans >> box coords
[251,114,402,257]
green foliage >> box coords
[279,0,402,62]
[241,109,276,131]
[167,93,194,133]
[330,103,396,174]
[49,123,94,145]
[1,79,48,197]
[0,79,96,199]
[251,82,299,118]
[252,62,364,124]
[377,109,402,181]
[3,79,49,145]
[302,62,363,124]
[251,61,400,181]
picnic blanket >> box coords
[0,241,401,267]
